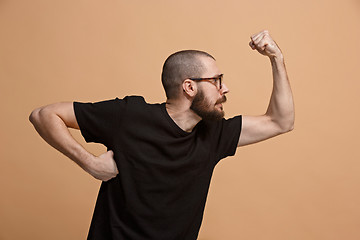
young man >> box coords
[30,30,294,239]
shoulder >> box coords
[118,96,163,119]
[74,95,146,105]
[73,96,147,118]
[122,95,146,104]
[121,95,151,111]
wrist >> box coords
[270,53,284,65]
[270,50,283,59]
[82,153,97,174]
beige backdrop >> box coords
[1,0,360,239]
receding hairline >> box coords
[161,50,216,99]
[176,49,214,58]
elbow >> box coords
[284,124,294,133]
[29,108,41,125]
[279,120,294,134]
[29,107,48,126]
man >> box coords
[29,30,294,239]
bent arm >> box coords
[29,102,118,181]
[238,30,295,147]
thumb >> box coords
[107,150,114,157]
[249,41,256,50]
[107,150,118,174]
[99,150,113,159]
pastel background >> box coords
[1,0,359,239]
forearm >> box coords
[266,55,295,132]
[29,107,95,173]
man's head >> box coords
[161,50,215,99]
[162,50,229,121]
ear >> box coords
[182,79,197,97]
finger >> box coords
[251,32,262,41]
[257,39,268,51]
[255,33,273,48]
[251,30,267,41]
[108,150,114,156]
[252,35,266,48]
[251,30,271,45]
[249,41,256,49]
[251,31,262,40]
[253,32,269,45]
[255,29,269,37]
[252,36,262,46]
[250,34,261,43]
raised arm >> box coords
[29,102,118,181]
[238,30,295,147]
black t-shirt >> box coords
[74,96,242,240]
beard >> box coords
[190,89,226,121]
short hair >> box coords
[161,50,215,99]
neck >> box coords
[165,98,201,132]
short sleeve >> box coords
[73,98,126,146]
[212,115,242,163]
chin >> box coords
[209,109,225,121]
[216,106,225,116]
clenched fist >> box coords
[249,30,282,58]
[88,150,119,181]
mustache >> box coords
[216,95,227,104]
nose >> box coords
[221,83,229,95]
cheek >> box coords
[199,88,218,107]
[204,96,215,107]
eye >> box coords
[211,79,218,85]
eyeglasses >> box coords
[190,74,223,90]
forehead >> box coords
[199,56,222,77]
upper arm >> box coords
[30,102,79,129]
[237,115,286,147]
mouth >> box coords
[215,96,227,108]
[216,103,223,111]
